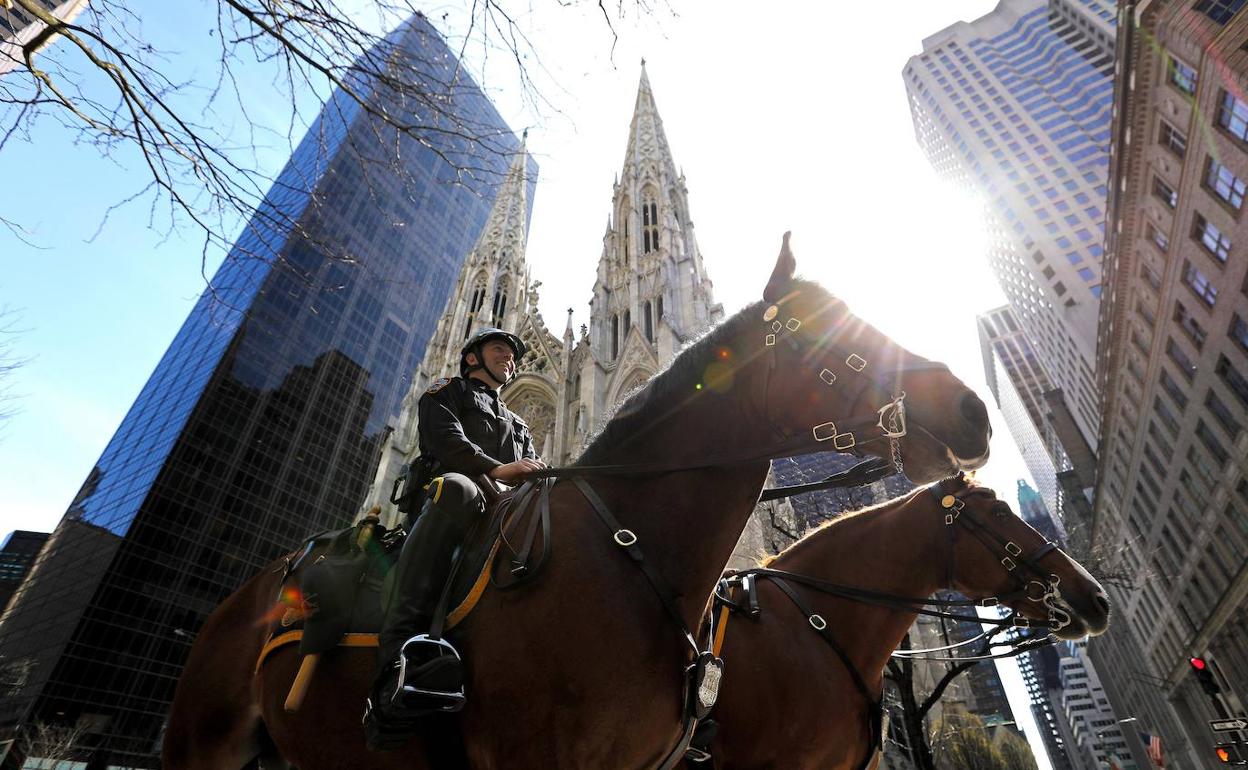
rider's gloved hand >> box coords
[488,458,547,484]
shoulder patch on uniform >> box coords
[426,377,452,394]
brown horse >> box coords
[691,475,1111,770]
[163,234,995,770]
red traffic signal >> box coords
[1218,746,1231,763]
[1190,656,1222,696]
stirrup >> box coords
[393,635,466,713]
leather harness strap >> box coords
[571,477,700,654]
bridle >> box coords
[713,476,1072,674]
[757,294,955,481]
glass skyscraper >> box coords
[0,14,533,768]
[904,0,1116,455]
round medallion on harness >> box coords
[941,494,957,509]
[763,305,779,322]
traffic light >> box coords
[1216,742,1247,765]
[1191,656,1222,696]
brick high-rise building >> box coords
[1093,0,1248,767]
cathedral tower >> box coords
[363,64,721,522]
[565,62,723,456]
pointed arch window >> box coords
[656,296,664,322]
[624,309,631,335]
[611,314,620,360]
[491,278,510,327]
[644,300,654,342]
[465,277,487,339]
[642,198,659,254]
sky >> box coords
[0,1,1060,766]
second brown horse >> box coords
[692,475,1110,769]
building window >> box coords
[1193,213,1232,262]
[1167,55,1198,95]
[643,300,654,342]
[1195,0,1247,24]
[1230,314,1248,353]
[656,296,664,322]
[1154,396,1182,435]
[1205,157,1247,210]
[1217,89,1248,142]
[1159,368,1189,409]
[1195,420,1231,465]
[1159,120,1187,157]
[1153,176,1178,208]
[1146,221,1170,251]
[1216,354,1248,406]
[1175,301,1208,350]
[1205,390,1243,438]
[611,314,619,360]
[1166,337,1199,380]
[641,199,659,254]
[1182,260,1219,307]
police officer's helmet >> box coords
[459,328,527,380]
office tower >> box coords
[1018,644,1077,770]
[978,304,1071,519]
[1093,1,1248,767]
[1056,641,1136,770]
[0,531,48,614]
[0,15,531,768]
[1016,478,1062,543]
[904,0,1116,469]
[0,0,86,75]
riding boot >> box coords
[366,497,470,749]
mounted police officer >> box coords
[366,327,544,748]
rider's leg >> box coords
[374,473,483,709]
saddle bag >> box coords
[297,520,397,657]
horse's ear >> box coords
[763,231,796,303]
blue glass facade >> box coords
[0,14,534,767]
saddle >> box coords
[256,478,557,681]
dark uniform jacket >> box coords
[417,376,538,478]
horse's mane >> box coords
[575,277,820,464]
[757,475,987,567]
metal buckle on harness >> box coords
[614,529,638,547]
[765,333,776,347]
[833,432,856,451]
[786,318,802,331]
[1001,556,1017,571]
[812,422,837,442]
[846,354,867,372]
[979,597,999,607]
[819,368,836,385]
[809,614,827,631]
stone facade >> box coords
[364,64,723,525]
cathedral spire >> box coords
[471,137,530,270]
[621,61,677,180]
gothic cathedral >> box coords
[364,65,723,524]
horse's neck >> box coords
[774,499,946,685]
[589,388,776,623]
